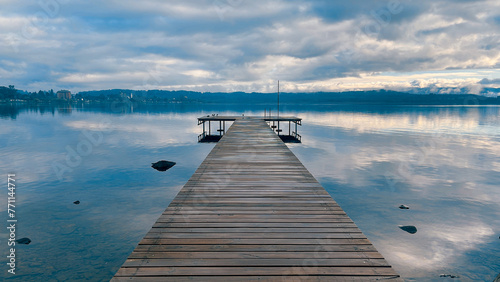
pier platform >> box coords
[112,117,401,281]
[198,115,301,143]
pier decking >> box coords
[198,115,301,143]
[112,117,401,281]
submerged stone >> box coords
[398,225,417,234]
[440,274,460,278]
[152,160,176,172]
[399,204,410,209]
[16,238,31,245]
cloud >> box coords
[0,0,499,92]
[479,78,500,84]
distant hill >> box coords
[3,86,500,105]
[76,89,500,105]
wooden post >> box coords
[277,80,280,120]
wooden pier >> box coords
[198,115,301,143]
[112,117,401,281]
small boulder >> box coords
[440,274,460,279]
[152,160,176,172]
[16,238,31,245]
[399,204,410,209]
[399,225,417,234]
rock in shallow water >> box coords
[398,225,417,234]
[151,160,176,172]
[16,238,31,245]
[440,274,460,278]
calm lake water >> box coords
[1,103,499,281]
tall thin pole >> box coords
[277,80,280,119]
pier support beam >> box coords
[198,116,301,143]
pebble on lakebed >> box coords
[440,274,460,278]
[16,238,31,245]
[151,160,176,172]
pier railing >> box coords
[197,115,302,143]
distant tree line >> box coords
[0,85,59,102]
[2,85,500,105]
[0,85,18,100]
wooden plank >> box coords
[133,244,378,252]
[169,200,340,204]
[138,238,372,245]
[174,192,333,196]
[143,232,366,239]
[127,251,385,259]
[162,210,346,215]
[112,118,400,280]
[167,203,342,207]
[112,276,402,282]
[121,258,390,267]
[151,223,357,228]
[151,224,358,229]
[149,227,362,233]
[157,214,351,220]
[164,206,341,211]
[154,218,354,223]
[114,266,399,276]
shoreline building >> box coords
[57,90,72,100]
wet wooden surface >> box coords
[112,118,401,281]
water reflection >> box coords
[57,104,72,115]
[287,106,500,281]
[0,104,499,281]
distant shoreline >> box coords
[2,86,500,106]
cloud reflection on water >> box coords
[287,107,500,280]
[0,105,499,281]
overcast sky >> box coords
[1,0,499,93]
